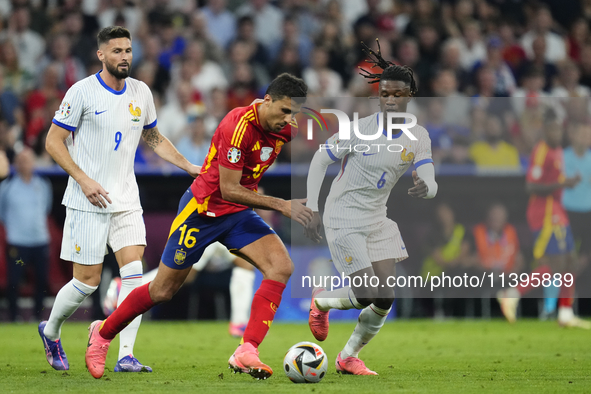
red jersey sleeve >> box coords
[217,109,256,171]
[526,142,548,184]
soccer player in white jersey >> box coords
[38,26,200,373]
[305,44,438,375]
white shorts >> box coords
[61,208,146,265]
[325,219,408,276]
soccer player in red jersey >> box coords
[85,73,313,379]
[497,108,590,329]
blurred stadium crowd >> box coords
[1,0,591,321]
[0,0,589,167]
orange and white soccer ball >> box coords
[283,341,328,383]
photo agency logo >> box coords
[302,107,418,154]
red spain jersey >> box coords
[190,104,294,217]
[526,141,569,230]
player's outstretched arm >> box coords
[142,126,201,177]
[219,166,313,227]
[408,164,438,199]
[525,175,581,196]
[45,123,112,208]
[304,149,333,243]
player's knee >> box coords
[265,259,293,283]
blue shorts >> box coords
[532,225,574,259]
[161,189,276,270]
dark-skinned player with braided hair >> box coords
[304,40,438,375]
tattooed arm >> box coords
[142,126,201,177]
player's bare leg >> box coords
[228,234,292,380]
[40,263,101,371]
[112,245,152,372]
[86,262,193,378]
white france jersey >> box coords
[53,72,157,213]
[323,112,432,229]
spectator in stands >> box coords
[431,68,470,127]
[158,16,187,72]
[204,88,229,136]
[551,60,591,98]
[185,39,228,99]
[236,0,284,51]
[566,18,589,64]
[423,98,470,164]
[98,0,142,36]
[518,35,558,92]
[303,46,343,96]
[473,36,516,97]
[473,203,523,275]
[134,35,170,98]
[233,16,269,67]
[202,0,236,50]
[227,63,258,108]
[270,45,303,78]
[62,11,96,68]
[0,39,35,96]
[269,16,313,67]
[469,114,520,170]
[441,135,474,166]
[0,67,23,128]
[24,63,64,150]
[579,45,591,88]
[512,67,549,116]
[37,34,86,91]
[0,6,45,76]
[0,147,52,321]
[457,20,486,71]
[438,39,470,92]
[521,5,566,63]
[158,83,202,144]
[223,40,269,91]
[313,20,350,84]
[498,21,527,75]
[176,114,211,167]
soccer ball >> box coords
[283,341,328,383]
[102,277,121,317]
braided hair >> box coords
[359,39,418,96]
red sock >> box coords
[242,279,286,348]
[99,282,155,340]
[517,265,552,296]
[558,282,575,308]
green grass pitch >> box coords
[0,320,589,393]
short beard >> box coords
[105,61,131,79]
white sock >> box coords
[230,266,255,325]
[142,268,158,284]
[315,286,364,312]
[118,261,143,360]
[558,306,574,322]
[341,304,391,359]
[44,278,97,341]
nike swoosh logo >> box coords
[401,246,406,250]
[362,152,377,156]
[95,110,107,115]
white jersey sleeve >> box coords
[143,84,157,130]
[412,126,434,168]
[322,126,361,162]
[53,86,86,132]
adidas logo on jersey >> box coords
[252,141,261,151]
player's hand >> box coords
[408,170,428,198]
[303,211,323,243]
[80,177,112,208]
[284,199,314,227]
[187,164,202,178]
[563,174,581,188]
